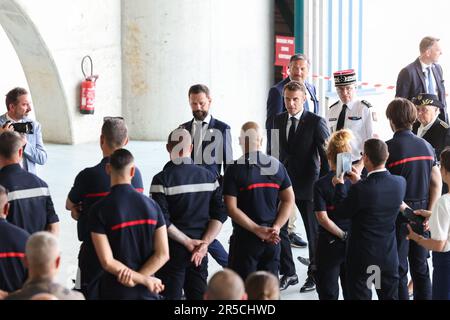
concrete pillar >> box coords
[123,0,274,144]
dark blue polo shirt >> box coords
[0,164,59,234]
[89,184,165,300]
[314,171,352,235]
[386,130,436,203]
[0,218,29,292]
[223,152,291,232]
[150,158,227,239]
[68,157,144,242]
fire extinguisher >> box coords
[80,55,99,114]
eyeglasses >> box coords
[103,116,124,122]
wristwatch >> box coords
[341,231,348,241]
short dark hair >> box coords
[109,148,134,172]
[440,147,450,173]
[167,128,192,151]
[289,53,310,65]
[364,139,389,167]
[385,98,417,130]
[0,131,23,159]
[420,36,440,54]
[5,87,28,110]
[283,80,306,95]
[188,84,210,98]
[102,117,128,149]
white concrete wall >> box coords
[0,0,122,144]
[122,0,274,152]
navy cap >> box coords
[412,93,445,109]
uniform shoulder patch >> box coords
[329,101,339,109]
[439,120,450,129]
[361,100,372,108]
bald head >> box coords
[204,269,247,300]
[25,232,60,276]
[239,121,263,153]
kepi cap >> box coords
[334,69,357,87]
[412,93,445,109]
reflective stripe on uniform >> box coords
[150,181,219,195]
[7,188,50,201]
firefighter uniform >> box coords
[386,129,436,300]
[313,171,351,300]
[223,151,292,281]
[0,218,29,293]
[0,164,59,234]
[89,184,165,300]
[67,157,143,298]
[150,158,227,300]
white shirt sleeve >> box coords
[429,195,450,251]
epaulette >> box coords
[439,120,450,129]
[329,101,339,109]
[361,100,372,108]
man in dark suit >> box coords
[332,139,406,300]
[180,84,233,268]
[396,36,448,123]
[269,80,330,292]
[266,54,318,250]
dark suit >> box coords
[413,118,450,194]
[266,78,320,131]
[180,116,233,178]
[270,111,330,277]
[334,171,406,300]
[396,58,448,123]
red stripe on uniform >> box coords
[326,206,335,211]
[239,183,280,191]
[85,188,144,198]
[111,219,157,231]
[387,156,434,168]
[0,252,25,259]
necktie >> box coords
[288,117,297,145]
[193,122,205,162]
[427,66,435,94]
[336,104,347,131]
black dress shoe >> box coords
[289,233,308,248]
[279,274,299,291]
[297,256,310,266]
[300,276,316,292]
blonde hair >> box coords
[245,271,279,300]
[326,129,353,167]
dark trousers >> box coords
[280,199,317,277]
[397,200,432,300]
[229,229,280,281]
[208,239,228,268]
[156,240,208,300]
[315,235,349,300]
[432,251,450,300]
[346,265,399,300]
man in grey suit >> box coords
[0,87,47,175]
[396,36,448,123]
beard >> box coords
[193,110,208,121]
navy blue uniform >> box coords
[386,130,435,300]
[67,157,143,297]
[334,170,406,300]
[0,164,58,234]
[89,184,165,300]
[223,151,292,281]
[150,158,227,300]
[313,171,351,300]
[0,218,29,292]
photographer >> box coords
[0,87,47,175]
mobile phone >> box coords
[402,207,425,234]
[336,152,352,177]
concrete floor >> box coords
[38,140,324,300]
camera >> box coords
[3,121,34,134]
